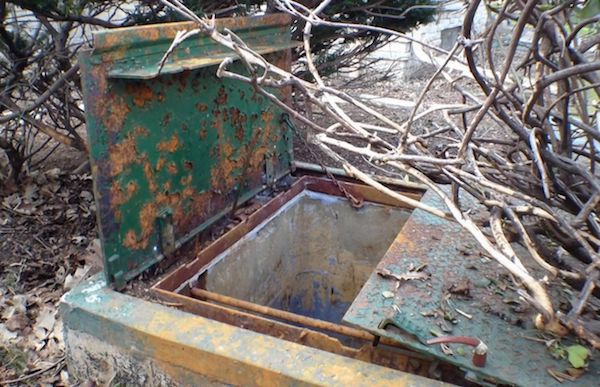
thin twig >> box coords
[0,356,65,385]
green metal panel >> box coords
[344,189,599,386]
[80,15,294,288]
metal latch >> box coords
[157,209,175,257]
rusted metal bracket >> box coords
[263,152,275,187]
[378,314,429,344]
[157,209,175,257]
[375,289,489,370]
[378,315,487,368]
[107,254,124,289]
[426,336,487,368]
[281,113,364,208]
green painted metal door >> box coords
[80,15,294,288]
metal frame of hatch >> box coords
[69,11,600,386]
[148,173,465,379]
[70,12,458,385]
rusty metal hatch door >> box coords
[343,190,600,386]
[80,15,295,288]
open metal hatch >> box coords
[79,12,599,387]
[80,14,295,288]
[343,191,600,386]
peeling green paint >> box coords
[79,15,294,288]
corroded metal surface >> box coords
[154,288,434,377]
[152,175,422,292]
[80,16,293,287]
[343,190,600,386]
[91,14,295,79]
[62,274,447,386]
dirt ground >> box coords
[0,64,487,385]
[0,158,97,385]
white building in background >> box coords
[367,1,491,78]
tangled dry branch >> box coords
[160,0,600,347]
[0,0,228,183]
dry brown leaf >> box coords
[377,268,430,282]
[0,324,19,342]
[82,238,103,273]
[565,367,585,379]
[34,306,56,341]
[2,295,27,320]
[5,312,30,332]
[440,343,454,356]
[45,168,62,178]
[2,193,21,208]
[64,265,92,291]
[23,183,39,203]
[448,278,472,296]
[79,190,93,202]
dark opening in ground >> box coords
[201,191,412,323]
